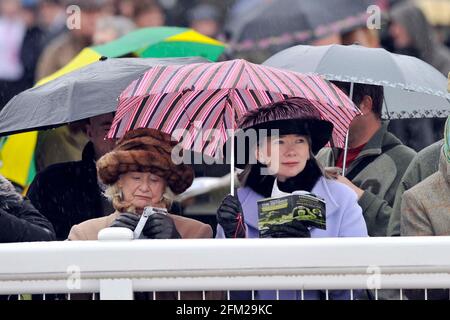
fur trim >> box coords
[228,97,334,168]
[0,175,23,210]
[239,97,324,129]
[97,128,194,194]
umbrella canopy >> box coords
[0,57,209,136]
[108,59,360,158]
[37,27,225,86]
[225,0,371,54]
[263,44,450,119]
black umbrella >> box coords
[225,0,374,54]
[0,56,209,136]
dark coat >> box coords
[0,175,55,242]
[27,142,114,240]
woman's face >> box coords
[118,171,166,212]
[257,134,310,181]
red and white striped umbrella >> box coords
[108,59,359,157]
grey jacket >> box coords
[317,122,416,236]
[387,140,443,236]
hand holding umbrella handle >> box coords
[217,194,246,238]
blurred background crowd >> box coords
[1,0,449,111]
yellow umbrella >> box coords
[0,132,37,191]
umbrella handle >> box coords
[342,82,354,177]
[230,106,235,196]
[342,131,349,176]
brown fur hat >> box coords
[97,128,194,194]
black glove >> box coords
[267,220,311,238]
[217,194,246,238]
[142,213,181,239]
[110,212,140,230]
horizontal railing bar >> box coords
[1,274,450,294]
[2,266,450,281]
[2,238,450,275]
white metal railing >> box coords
[2,235,450,300]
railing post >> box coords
[98,227,134,300]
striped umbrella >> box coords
[108,59,359,159]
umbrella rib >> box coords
[129,96,150,130]
[144,66,168,95]
[173,63,207,92]
[156,93,186,130]
[189,62,224,91]
[252,64,287,95]
[202,62,230,90]
[162,91,205,132]
[189,89,224,125]
[275,70,308,98]
[234,89,252,116]
[217,61,241,90]
[230,61,246,89]
[246,63,272,93]
[292,73,322,102]
[263,67,295,96]
[199,95,229,153]
[142,93,169,129]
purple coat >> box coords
[216,176,368,300]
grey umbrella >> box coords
[0,56,209,136]
[263,44,450,119]
[264,44,450,174]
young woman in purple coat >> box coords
[216,97,369,300]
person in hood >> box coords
[216,97,368,300]
[388,1,448,150]
[0,174,55,242]
[389,1,450,76]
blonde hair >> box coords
[104,183,175,213]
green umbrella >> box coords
[37,27,226,86]
[94,26,225,59]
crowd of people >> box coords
[1,0,450,300]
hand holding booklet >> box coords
[257,191,326,238]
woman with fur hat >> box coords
[68,128,222,300]
[216,97,368,300]
[0,174,55,242]
[68,128,212,241]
